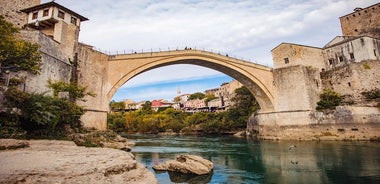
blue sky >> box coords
[113,71,232,102]
[43,0,379,102]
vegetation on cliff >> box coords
[107,86,260,135]
[316,89,343,110]
[0,16,41,74]
[362,88,380,106]
[1,81,92,138]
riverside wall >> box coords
[17,30,72,94]
[0,29,72,105]
[248,106,380,140]
[247,60,380,140]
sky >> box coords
[43,0,378,102]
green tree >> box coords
[232,86,259,113]
[316,89,342,110]
[124,112,138,133]
[226,86,260,129]
[3,87,84,137]
[0,16,41,74]
[184,112,209,126]
[158,108,187,132]
[107,112,126,133]
[140,101,153,115]
[188,92,205,100]
[109,101,126,112]
[204,94,217,105]
[47,80,95,102]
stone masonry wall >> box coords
[16,30,72,94]
[272,43,325,70]
[273,65,322,112]
[247,61,380,140]
[76,43,109,130]
[0,29,73,110]
[321,60,380,105]
[0,0,40,27]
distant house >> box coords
[151,99,176,111]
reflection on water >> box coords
[167,171,213,184]
[127,134,380,184]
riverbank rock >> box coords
[233,131,246,138]
[69,129,134,151]
[0,139,29,150]
[0,139,157,184]
[153,154,213,175]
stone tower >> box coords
[20,1,88,57]
[339,3,380,38]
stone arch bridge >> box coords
[77,48,274,129]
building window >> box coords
[350,53,355,59]
[284,58,289,64]
[339,56,344,62]
[374,49,377,56]
[58,10,65,19]
[43,9,49,16]
[328,58,334,65]
[32,12,38,19]
[70,16,77,24]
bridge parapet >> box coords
[108,49,272,71]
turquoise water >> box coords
[127,134,380,184]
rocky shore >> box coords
[0,139,157,184]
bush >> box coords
[362,88,380,100]
[316,89,342,110]
[107,113,126,133]
[2,87,85,138]
[362,88,380,106]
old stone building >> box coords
[204,88,220,97]
[271,2,380,113]
[339,3,380,38]
[0,0,88,95]
[219,80,243,107]
[323,36,380,70]
[21,1,88,57]
[271,43,325,70]
[251,3,380,138]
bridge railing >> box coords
[93,46,270,67]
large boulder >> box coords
[69,129,134,151]
[0,139,29,150]
[153,154,213,175]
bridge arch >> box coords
[106,50,274,112]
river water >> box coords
[127,134,380,184]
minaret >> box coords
[177,85,181,95]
